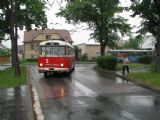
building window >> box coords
[31,44,34,50]
[31,55,34,59]
[19,50,23,54]
[46,35,51,40]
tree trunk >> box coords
[10,0,15,68]
[155,29,160,72]
[11,0,21,77]
[14,22,21,76]
[14,0,21,76]
[100,42,106,56]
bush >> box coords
[0,49,10,56]
[25,59,37,62]
[138,55,152,64]
[80,53,88,61]
[96,56,106,69]
[96,56,117,70]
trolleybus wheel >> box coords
[72,63,75,71]
[44,72,47,77]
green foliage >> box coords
[150,62,156,73]
[57,0,131,55]
[123,35,143,49]
[1,0,47,38]
[138,55,152,64]
[0,0,47,38]
[96,56,117,70]
[96,56,106,69]
[0,49,10,56]
[25,59,37,62]
[130,0,160,36]
[81,53,88,61]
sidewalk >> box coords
[0,85,28,120]
[0,64,11,71]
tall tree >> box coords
[122,35,143,49]
[130,0,160,72]
[0,0,47,76]
[57,0,131,55]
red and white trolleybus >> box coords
[38,40,75,76]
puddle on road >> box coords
[116,77,129,84]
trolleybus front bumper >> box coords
[38,67,69,73]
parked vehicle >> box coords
[109,49,154,63]
[38,40,75,76]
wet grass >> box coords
[128,72,160,88]
[0,66,27,89]
[116,63,150,71]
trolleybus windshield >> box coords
[40,46,65,56]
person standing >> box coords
[122,54,129,76]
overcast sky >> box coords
[2,0,153,48]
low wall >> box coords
[0,56,10,64]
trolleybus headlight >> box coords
[40,63,43,67]
[60,63,64,67]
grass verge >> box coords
[116,63,150,70]
[0,66,27,89]
[20,61,37,65]
[128,72,160,91]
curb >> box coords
[93,66,127,80]
[94,66,160,94]
[27,66,34,120]
[125,77,160,93]
[28,66,45,120]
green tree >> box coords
[123,35,143,49]
[130,0,160,72]
[57,0,131,56]
[0,0,47,76]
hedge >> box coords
[96,56,117,70]
[138,55,152,64]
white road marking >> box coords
[75,81,96,96]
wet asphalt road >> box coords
[30,64,160,120]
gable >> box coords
[33,33,61,41]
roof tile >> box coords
[24,29,72,43]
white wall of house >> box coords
[0,44,6,50]
[78,43,110,60]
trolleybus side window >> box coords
[67,46,74,55]
[41,46,46,56]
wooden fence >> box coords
[0,56,10,64]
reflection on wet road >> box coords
[30,64,160,120]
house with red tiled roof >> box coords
[24,28,72,59]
